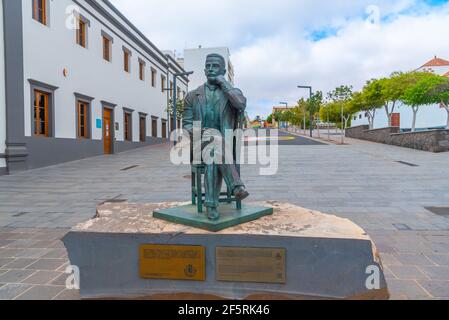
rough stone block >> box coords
[63,202,389,300]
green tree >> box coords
[379,72,411,126]
[401,72,440,132]
[319,101,341,125]
[168,98,184,120]
[429,77,449,128]
[327,85,354,131]
[351,79,384,129]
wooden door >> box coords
[391,113,400,127]
[34,90,49,137]
[162,121,167,139]
[139,117,146,142]
[103,109,113,154]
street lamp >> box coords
[279,102,288,130]
[298,85,313,137]
[165,71,194,145]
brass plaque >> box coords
[139,244,206,281]
[216,247,286,284]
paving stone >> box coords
[21,271,62,285]
[28,240,58,249]
[418,281,449,298]
[0,240,14,248]
[395,254,436,266]
[379,253,402,266]
[5,239,39,249]
[56,261,70,272]
[53,289,81,300]
[0,284,33,300]
[426,255,449,266]
[0,249,21,258]
[0,258,14,268]
[388,266,431,280]
[419,266,449,281]
[383,266,397,280]
[386,279,432,300]
[1,258,37,270]
[26,259,67,271]
[0,269,36,283]
[50,273,69,286]
[0,233,36,240]
[11,248,51,259]
[40,249,68,259]
[15,285,65,300]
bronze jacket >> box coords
[183,84,247,135]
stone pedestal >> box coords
[62,201,389,300]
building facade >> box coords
[0,0,188,175]
[0,1,6,175]
[352,56,449,130]
[180,46,234,90]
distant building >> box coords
[272,106,293,128]
[181,46,235,90]
[352,56,449,130]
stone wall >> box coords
[346,125,449,153]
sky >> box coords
[110,0,449,119]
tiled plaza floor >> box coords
[1,133,449,299]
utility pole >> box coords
[298,86,313,137]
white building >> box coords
[181,46,235,90]
[0,1,6,176]
[352,56,449,130]
[0,0,188,175]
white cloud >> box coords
[110,0,449,118]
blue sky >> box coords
[110,0,449,119]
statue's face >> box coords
[205,57,226,83]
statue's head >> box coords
[205,53,226,83]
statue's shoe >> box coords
[207,207,220,221]
[234,187,250,201]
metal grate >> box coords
[121,165,139,171]
[393,223,412,231]
[12,212,29,217]
[425,207,449,217]
[396,161,419,167]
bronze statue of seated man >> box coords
[183,53,249,221]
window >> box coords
[124,52,130,72]
[151,68,157,87]
[139,116,146,142]
[32,0,47,25]
[76,18,87,48]
[103,36,111,61]
[33,90,49,137]
[151,117,158,137]
[177,86,181,99]
[169,81,173,98]
[124,112,132,141]
[139,59,145,81]
[123,48,132,73]
[77,101,90,139]
[161,75,166,93]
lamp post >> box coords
[279,102,288,130]
[298,85,313,137]
[165,71,193,145]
